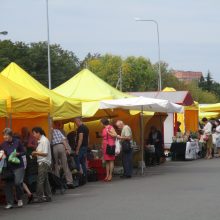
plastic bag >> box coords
[8,150,20,164]
[115,138,121,155]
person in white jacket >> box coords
[202,117,213,159]
[215,120,220,157]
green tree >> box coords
[28,42,80,88]
[187,81,219,103]
[0,40,80,88]
[86,54,158,92]
[122,56,157,91]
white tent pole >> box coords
[141,106,144,175]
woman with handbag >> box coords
[100,118,117,182]
[0,128,25,209]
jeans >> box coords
[74,146,87,176]
[36,162,52,199]
[4,167,24,205]
[122,149,133,176]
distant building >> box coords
[173,70,203,83]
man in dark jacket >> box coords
[148,126,163,165]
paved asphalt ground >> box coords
[1,159,220,220]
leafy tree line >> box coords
[199,71,220,100]
[0,40,80,88]
[0,40,219,103]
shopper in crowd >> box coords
[1,128,25,209]
[100,118,117,182]
[148,126,163,165]
[202,117,213,159]
[74,117,89,179]
[32,127,52,202]
[21,127,37,152]
[174,121,182,135]
[116,120,133,178]
[51,122,74,189]
[67,130,77,151]
[215,119,220,157]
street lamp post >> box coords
[135,18,162,91]
[0,31,8,35]
[46,0,51,89]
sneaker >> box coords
[5,204,13,209]
[17,200,23,208]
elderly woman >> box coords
[0,128,25,209]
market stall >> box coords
[100,96,183,174]
[129,88,197,147]
[53,69,163,175]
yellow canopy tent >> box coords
[199,111,220,120]
[163,87,176,92]
[1,62,81,120]
[199,103,220,113]
[0,74,50,114]
[53,69,132,118]
[54,69,130,101]
[0,74,51,140]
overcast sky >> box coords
[1,0,220,81]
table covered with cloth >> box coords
[170,141,199,161]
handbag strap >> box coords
[106,126,110,145]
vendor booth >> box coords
[54,69,159,175]
[129,88,197,148]
[1,62,81,121]
[99,96,183,174]
[0,74,50,139]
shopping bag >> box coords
[8,150,20,164]
[115,138,121,155]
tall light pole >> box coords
[135,18,162,91]
[46,0,51,89]
[0,31,8,35]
